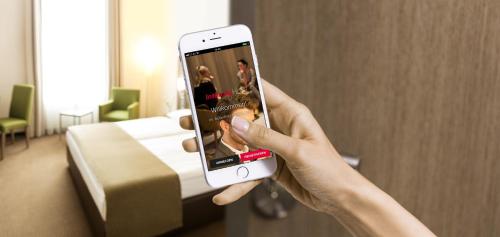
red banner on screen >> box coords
[240,149,271,162]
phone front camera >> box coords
[202,39,205,42]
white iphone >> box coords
[178,25,277,188]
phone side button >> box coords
[236,166,249,178]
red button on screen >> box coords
[240,149,271,162]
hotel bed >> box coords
[66,115,223,237]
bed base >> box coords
[66,147,224,236]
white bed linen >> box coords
[67,116,214,220]
[114,116,187,140]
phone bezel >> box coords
[178,25,277,188]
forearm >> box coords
[327,164,435,237]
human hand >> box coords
[180,79,355,213]
[180,79,436,236]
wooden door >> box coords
[245,0,500,236]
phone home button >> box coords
[236,166,249,178]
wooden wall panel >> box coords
[252,0,500,236]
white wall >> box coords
[120,0,229,117]
[169,0,230,40]
[0,0,30,117]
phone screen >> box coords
[184,41,273,171]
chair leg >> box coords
[25,127,30,149]
[11,130,15,144]
[1,132,5,160]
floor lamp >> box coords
[135,37,161,117]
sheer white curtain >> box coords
[39,0,108,134]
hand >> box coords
[180,79,436,237]
[180,79,353,212]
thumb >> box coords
[231,116,298,159]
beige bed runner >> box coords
[70,123,182,237]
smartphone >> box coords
[178,25,277,188]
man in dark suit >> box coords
[214,94,257,160]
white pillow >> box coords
[166,109,192,121]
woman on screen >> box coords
[194,65,218,109]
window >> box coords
[40,0,108,133]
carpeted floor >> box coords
[0,135,224,237]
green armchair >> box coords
[99,87,140,122]
[0,84,34,160]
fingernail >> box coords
[231,116,249,133]
[212,195,223,206]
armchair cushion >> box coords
[102,110,129,122]
[0,118,28,133]
[99,88,140,122]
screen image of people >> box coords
[185,42,272,170]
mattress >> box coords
[67,116,214,220]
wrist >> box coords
[323,158,379,216]
[322,164,436,237]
